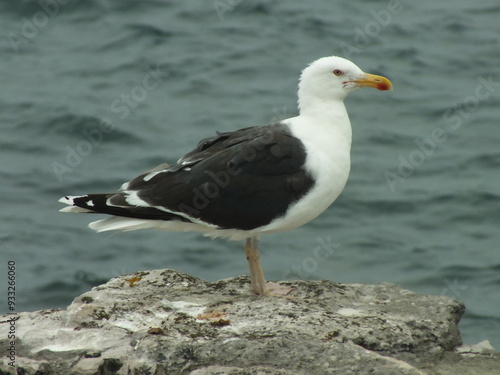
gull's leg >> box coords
[244,236,269,296]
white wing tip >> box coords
[58,195,93,213]
[59,196,76,205]
[60,206,93,213]
[88,217,158,232]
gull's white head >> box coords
[298,56,392,112]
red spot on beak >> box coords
[377,82,391,91]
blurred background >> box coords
[1,0,499,348]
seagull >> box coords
[59,56,392,296]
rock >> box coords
[0,269,499,375]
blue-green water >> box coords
[1,1,499,348]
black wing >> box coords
[74,123,315,231]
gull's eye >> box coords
[333,69,343,76]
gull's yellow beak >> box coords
[351,73,393,91]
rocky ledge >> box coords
[0,269,498,375]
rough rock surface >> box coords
[0,269,499,375]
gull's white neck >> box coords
[289,99,352,165]
[261,98,353,235]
